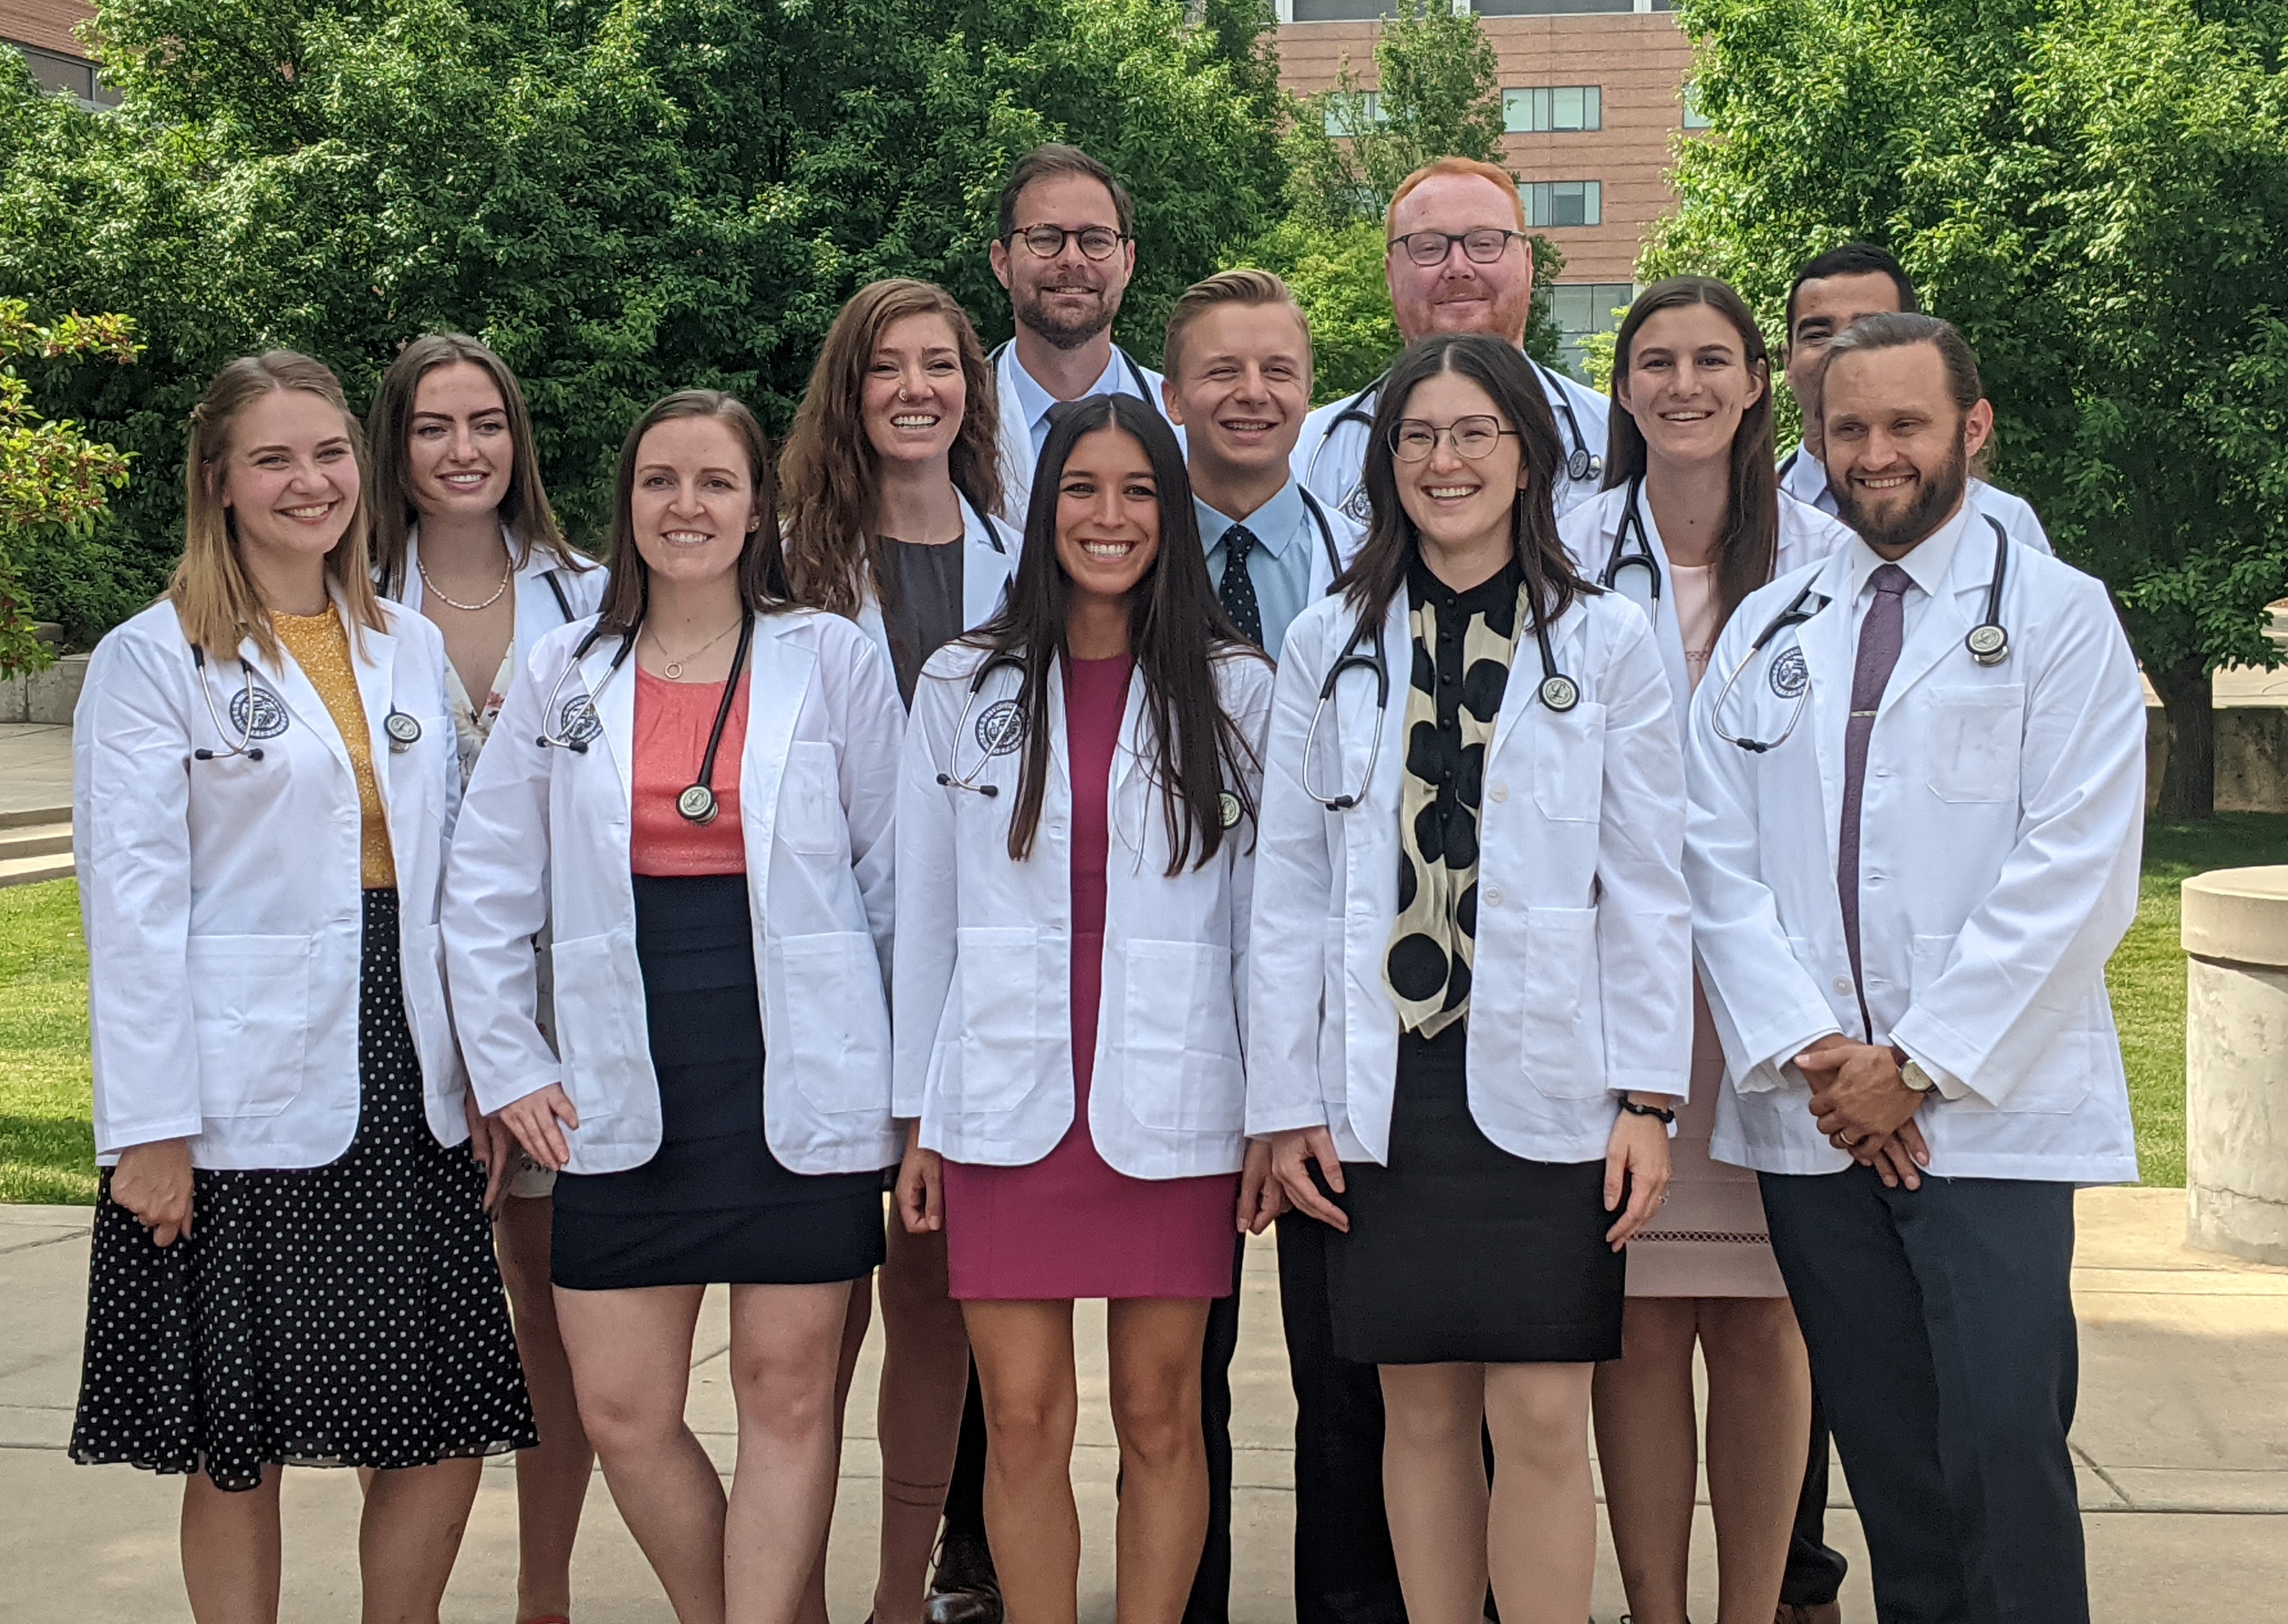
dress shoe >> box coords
[1775,1603,1843,1624]
[923,1533,1003,1624]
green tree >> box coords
[1655,0,2288,817]
[1256,0,1564,395]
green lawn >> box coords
[6,822,2288,1200]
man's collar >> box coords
[1007,343,1123,429]
[1847,495,1974,603]
[1779,445,1831,508]
[1197,479,1306,557]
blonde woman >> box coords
[69,350,534,1622]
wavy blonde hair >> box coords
[169,352,384,663]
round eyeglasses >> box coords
[1007,225,1127,261]
[1388,416,1518,463]
[1388,228,1528,268]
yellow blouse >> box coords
[271,606,397,889]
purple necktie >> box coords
[1837,563,1913,1039]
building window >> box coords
[1504,87,1601,134]
[1291,0,1412,19]
[1322,91,1386,136]
[1521,181,1603,230]
[5,40,119,107]
[1546,282,1637,379]
[1682,83,1712,130]
[1474,0,1634,14]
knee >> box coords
[572,1380,683,1458]
[730,1347,841,1444]
[1379,1384,1481,1457]
[1109,1371,1200,1470]
[1487,1375,1591,1475]
[981,1380,1076,1469]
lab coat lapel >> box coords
[260,619,358,789]
[1879,524,1990,711]
[1622,497,1691,717]
[1107,662,1151,861]
[1796,549,1856,869]
[1337,593,1410,855]
[740,613,812,864]
[1046,650,1073,802]
[962,495,1014,626]
[996,347,1036,527]
[1486,588,1588,774]
[584,630,638,816]
[345,592,399,783]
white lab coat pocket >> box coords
[779,740,846,857]
[1123,939,1243,1134]
[955,925,1040,1113]
[187,934,312,1119]
[1925,686,2023,804]
[1531,702,1607,823]
[1906,933,2090,1113]
[547,932,647,1120]
[1518,905,1603,1096]
[771,930,892,1115]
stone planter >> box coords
[2184,866,2288,1265]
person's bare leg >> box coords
[497,1192,592,1622]
[1104,1297,1213,1624]
[1699,1297,1811,1624]
[873,1222,970,1624]
[1376,1362,1490,1624]
[724,1280,858,1624]
[360,1457,485,1624]
[1481,1362,1597,1624]
[181,1465,284,1624]
[964,1299,1081,1624]
[556,1283,726,1624]
[796,1279,874,1624]
[1589,1297,1702,1624]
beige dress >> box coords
[1625,562,1789,1298]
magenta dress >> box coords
[943,653,1242,1301]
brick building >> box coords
[1,0,108,104]
[1276,1,1698,375]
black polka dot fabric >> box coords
[1384,556,1527,1038]
[71,888,537,1492]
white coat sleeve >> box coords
[75,634,204,1154]
[1888,574,2145,1106]
[1684,622,1847,1090]
[1593,610,1695,1100]
[441,649,561,1115]
[892,672,962,1122]
[829,633,905,988]
[1244,634,1338,1136]
[1223,655,1274,1064]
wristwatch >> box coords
[1891,1045,1939,1095]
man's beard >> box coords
[1016,283,1118,352]
[1832,439,1968,554]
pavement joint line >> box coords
[0,1230,89,1259]
[2072,1442,2136,1509]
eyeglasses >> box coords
[1388,228,1527,268]
[1388,416,1518,463]
[1007,225,1127,261]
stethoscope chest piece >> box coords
[383,709,422,752]
[1567,447,1601,484]
[1966,622,2009,665]
[1218,791,1243,828]
[677,783,719,825]
[1539,672,1580,714]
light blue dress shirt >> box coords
[1009,350,1130,463]
[1197,480,1319,658]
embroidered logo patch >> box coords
[555,694,603,747]
[227,684,289,740]
[1339,482,1372,526]
[975,698,1027,756]
[1768,647,1809,699]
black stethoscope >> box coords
[1601,475,1662,601]
[535,611,756,824]
[1302,592,1580,812]
[190,645,423,762]
[1711,516,2013,753]
[992,341,1170,428]
[1306,362,1602,522]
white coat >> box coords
[443,608,905,1176]
[1293,362,1611,529]
[850,494,1021,670]
[394,527,609,678]
[75,594,464,1168]
[1558,483,1856,719]
[1778,447,2055,556]
[995,341,1172,528]
[895,643,1275,1178]
[1247,585,1693,1167]
[1684,504,2146,1183]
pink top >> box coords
[629,667,751,876]
[1669,561,1721,688]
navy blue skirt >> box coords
[550,873,885,1290]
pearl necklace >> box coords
[416,551,513,612]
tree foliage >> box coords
[0,0,1289,644]
[1653,0,2288,816]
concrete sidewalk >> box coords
[1,1188,2284,1621]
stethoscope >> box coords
[991,341,1169,426]
[1302,592,1582,812]
[1710,515,2013,754]
[535,612,756,824]
[190,645,423,762]
[1305,362,1603,522]
[1601,475,1662,601]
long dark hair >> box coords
[971,393,1265,873]
[1603,276,1779,633]
[595,390,789,634]
[776,279,1003,619]
[366,332,584,597]
[1336,334,1595,631]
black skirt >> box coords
[549,873,887,1291]
[1324,1022,1625,1365]
[71,888,537,1492]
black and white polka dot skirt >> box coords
[69,888,538,1492]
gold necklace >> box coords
[644,617,743,680]
[416,549,512,611]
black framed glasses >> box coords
[1007,225,1127,261]
[1388,416,1517,463]
[1388,228,1527,268]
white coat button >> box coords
[1483,885,1503,907]
[1833,977,1854,995]
[1490,782,1509,803]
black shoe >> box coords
[924,1533,1003,1624]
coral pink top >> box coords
[629,667,750,877]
